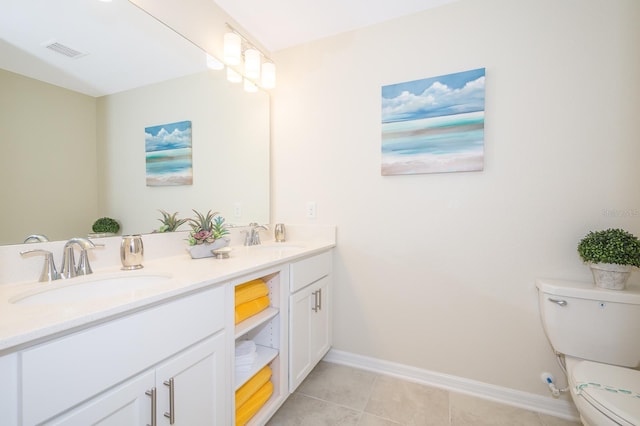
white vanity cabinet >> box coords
[18,285,229,426]
[288,251,333,391]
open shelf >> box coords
[235,307,279,340]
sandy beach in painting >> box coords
[381,111,484,176]
[146,147,193,186]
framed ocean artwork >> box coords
[145,120,193,186]
[381,68,485,175]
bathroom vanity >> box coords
[0,226,335,425]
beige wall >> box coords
[0,69,97,244]
[272,0,640,397]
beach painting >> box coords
[145,120,193,186]
[381,68,485,175]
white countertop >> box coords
[0,232,335,354]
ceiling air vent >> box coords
[43,40,88,59]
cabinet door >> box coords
[50,371,155,426]
[310,276,331,364]
[155,332,227,425]
[289,276,331,392]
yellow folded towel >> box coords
[235,381,274,426]
[235,296,270,324]
[235,365,272,410]
[235,279,269,307]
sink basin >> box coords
[254,244,304,252]
[10,273,173,305]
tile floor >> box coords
[267,361,582,426]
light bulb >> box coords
[261,62,276,89]
[223,32,241,65]
[244,49,261,80]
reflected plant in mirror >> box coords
[154,210,189,233]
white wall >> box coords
[272,0,640,397]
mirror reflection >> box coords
[0,0,270,245]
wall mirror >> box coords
[0,0,270,245]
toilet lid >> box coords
[571,360,640,425]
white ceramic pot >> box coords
[590,263,632,290]
[187,238,229,259]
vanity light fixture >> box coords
[261,61,276,89]
[206,54,224,70]
[243,79,258,92]
[223,32,242,65]
[223,23,276,91]
[227,67,242,83]
[244,48,261,80]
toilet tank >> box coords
[536,279,640,367]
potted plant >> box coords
[577,228,640,290]
[186,210,230,259]
[90,217,120,237]
[154,210,188,233]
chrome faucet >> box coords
[60,237,97,279]
[23,234,50,243]
[244,223,268,246]
[20,249,59,282]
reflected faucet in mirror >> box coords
[23,234,50,243]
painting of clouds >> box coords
[145,120,193,186]
[381,68,485,175]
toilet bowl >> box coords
[565,357,640,426]
[536,278,640,425]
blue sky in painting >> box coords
[382,68,485,123]
[145,120,192,152]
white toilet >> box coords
[536,278,640,426]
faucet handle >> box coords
[20,249,59,282]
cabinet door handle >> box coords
[145,387,156,426]
[312,290,319,312]
[318,288,322,311]
[163,378,175,424]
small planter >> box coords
[590,263,632,290]
[187,239,229,259]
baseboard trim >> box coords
[323,349,580,421]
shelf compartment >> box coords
[235,345,278,390]
[235,307,279,339]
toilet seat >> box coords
[569,359,640,426]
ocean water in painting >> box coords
[145,120,193,186]
[381,68,485,175]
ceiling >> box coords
[213,0,459,52]
[0,0,458,97]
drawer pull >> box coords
[312,290,319,312]
[145,387,156,426]
[164,378,175,424]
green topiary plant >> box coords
[577,228,640,267]
[92,217,120,234]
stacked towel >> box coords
[235,365,272,410]
[235,279,269,306]
[235,279,270,324]
[235,340,257,374]
[235,366,274,426]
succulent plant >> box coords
[187,210,229,245]
[156,210,188,233]
[577,228,640,267]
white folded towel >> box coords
[236,340,256,357]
